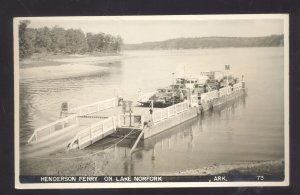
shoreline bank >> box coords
[21,158,284,176]
[19,53,127,81]
[164,160,284,176]
[20,53,125,68]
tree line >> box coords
[124,35,284,50]
[19,20,123,59]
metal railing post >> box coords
[90,127,93,144]
[78,135,81,149]
[102,122,105,137]
[141,115,144,127]
[160,111,162,122]
[113,117,116,131]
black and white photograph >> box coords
[14,15,289,188]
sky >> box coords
[26,15,285,44]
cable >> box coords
[85,137,123,150]
[87,130,140,150]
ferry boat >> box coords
[26,66,247,153]
[138,70,243,110]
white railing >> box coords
[138,91,156,102]
[69,116,116,149]
[233,82,243,92]
[190,94,199,107]
[69,98,117,116]
[28,114,78,143]
[152,100,189,124]
[219,86,232,97]
[200,90,219,103]
[201,84,242,104]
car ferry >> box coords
[26,67,247,153]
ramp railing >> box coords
[152,100,189,124]
[27,114,78,143]
[69,116,116,149]
[69,98,118,116]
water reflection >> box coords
[20,61,123,144]
[115,95,247,175]
[142,95,246,151]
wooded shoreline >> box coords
[19,20,123,59]
[124,35,284,50]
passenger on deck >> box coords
[118,96,124,106]
[143,121,149,128]
[179,91,184,101]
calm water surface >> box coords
[20,47,284,175]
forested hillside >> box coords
[123,35,284,50]
[19,21,123,59]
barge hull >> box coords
[201,89,246,112]
[142,89,246,140]
[143,107,198,139]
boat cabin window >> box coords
[195,84,204,88]
[176,78,185,85]
[171,85,180,90]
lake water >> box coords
[19,47,285,175]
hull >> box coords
[141,88,247,139]
[200,88,247,112]
[143,107,198,139]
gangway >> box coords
[24,97,146,157]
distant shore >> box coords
[123,35,284,50]
[165,160,284,176]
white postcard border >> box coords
[14,14,290,189]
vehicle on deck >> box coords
[138,85,186,108]
[138,71,240,108]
